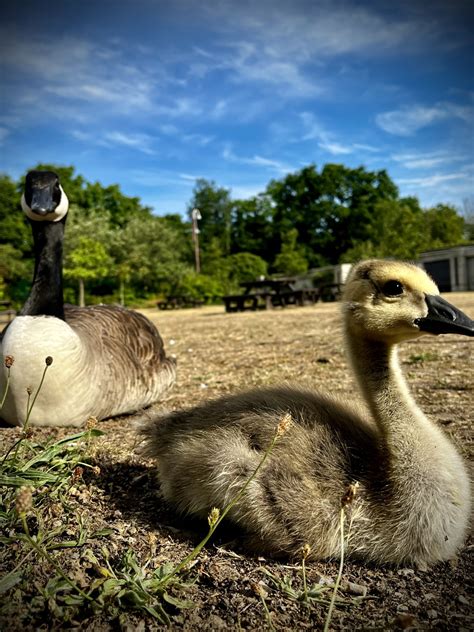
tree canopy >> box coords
[0,162,468,307]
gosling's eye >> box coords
[382,280,404,296]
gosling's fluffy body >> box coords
[142,260,471,567]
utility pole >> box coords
[191,208,202,273]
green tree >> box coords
[230,195,273,258]
[0,174,31,255]
[267,164,398,265]
[111,215,191,299]
[273,228,309,275]
[188,179,233,257]
[424,204,465,249]
[461,196,474,241]
[227,252,268,285]
[342,199,425,261]
[64,236,112,306]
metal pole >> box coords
[191,208,202,273]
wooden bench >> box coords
[272,288,321,307]
[223,293,269,312]
[223,288,321,312]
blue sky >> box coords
[1,0,473,215]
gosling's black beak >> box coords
[415,294,474,337]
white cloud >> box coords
[179,173,202,182]
[223,41,320,97]
[182,133,214,146]
[300,112,378,156]
[397,173,465,188]
[222,146,294,174]
[130,169,197,188]
[317,141,353,155]
[207,1,437,60]
[376,105,447,136]
[353,143,380,153]
[376,102,474,136]
[391,150,465,170]
[72,130,156,154]
[103,131,156,154]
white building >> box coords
[419,245,474,292]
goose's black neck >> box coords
[20,218,66,320]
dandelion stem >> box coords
[301,555,308,604]
[0,366,11,409]
[259,590,276,631]
[323,507,345,632]
[24,363,51,430]
[11,363,51,465]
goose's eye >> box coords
[382,280,404,296]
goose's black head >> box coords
[21,170,69,222]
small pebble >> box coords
[394,614,416,630]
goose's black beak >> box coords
[30,187,58,215]
[415,294,474,337]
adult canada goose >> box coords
[142,260,472,567]
[0,170,176,427]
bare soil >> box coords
[1,295,473,630]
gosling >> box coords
[142,260,472,567]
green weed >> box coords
[0,357,290,627]
[406,352,440,365]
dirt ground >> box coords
[1,295,473,630]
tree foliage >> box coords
[273,228,308,275]
[0,162,468,307]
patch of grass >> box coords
[406,352,440,365]
[254,483,364,630]
[0,358,291,627]
[0,356,365,629]
[0,355,197,625]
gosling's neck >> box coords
[345,327,430,437]
[19,219,66,320]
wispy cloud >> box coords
[103,131,156,154]
[223,42,320,97]
[397,173,465,188]
[317,141,353,156]
[376,102,474,136]
[0,31,156,114]
[129,169,198,188]
[182,133,214,146]
[72,130,157,154]
[222,146,294,174]
[300,112,378,156]
[179,173,202,182]
[207,1,439,60]
[391,150,465,170]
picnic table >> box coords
[223,278,322,313]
